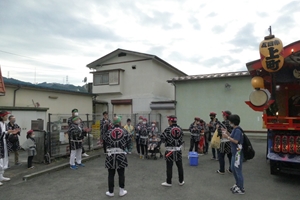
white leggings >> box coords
[70,149,82,165]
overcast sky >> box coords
[0,0,299,86]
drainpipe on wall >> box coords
[13,85,21,107]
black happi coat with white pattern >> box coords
[68,123,86,150]
[7,122,21,152]
[100,118,112,140]
[189,122,202,142]
[104,125,130,169]
[160,124,184,162]
[138,124,150,145]
[134,122,143,139]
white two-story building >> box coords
[87,49,187,128]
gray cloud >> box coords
[147,46,166,57]
[273,15,296,34]
[189,16,201,30]
[273,1,300,34]
[206,12,217,18]
[229,49,242,54]
[200,4,206,9]
[200,55,240,68]
[256,12,268,18]
[212,25,226,34]
[167,51,203,64]
[229,23,260,51]
[0,0,122,59]
[0,1,121,41]
[280,1,300,13]
[139,12,182,32]
[163,23,182,30]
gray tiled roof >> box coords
[168,71,250,82]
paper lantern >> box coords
[259,35,284,72]
[251,76,264,89]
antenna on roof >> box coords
[66,76,69,84]
[83,77,87,83]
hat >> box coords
[143,118,147,121]
[0,111,11,117]
[71,109,78,113]
[222,110,232,117]
[113,116,122,125]
[167,115,177,122]
[27,130,34,135]
[139,116,144,119]
[209,112,216,116]
[194,117,201,121]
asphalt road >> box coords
[1,139,300,200]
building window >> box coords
[109,71,119,85]
[94,73,109,85]
[94,71,119,85]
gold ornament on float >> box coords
[251,76,264,89]
[259,26,284,72]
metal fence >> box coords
[46,113,162,159]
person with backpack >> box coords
[222,114,245,195]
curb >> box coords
[22,154,101,181]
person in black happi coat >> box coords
[103,116,130,197]
[161,115,184,187]
[189,117,203,153]
[7,115,21,165]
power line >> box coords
[0,64,69,73]
[0,49,81,69]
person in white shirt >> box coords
[0,111,19,186]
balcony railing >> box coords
[263,114,300,130]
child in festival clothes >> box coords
[22,130,37,169]
[148,121,159,151]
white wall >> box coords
[1,86,93,115]
[0,86,93,143]
[9,110,47,145]
[175,76,264,131]
[93,57,183,114]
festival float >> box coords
[245,27,300,175]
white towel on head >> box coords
[235,144,243,168]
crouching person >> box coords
[104,116,130,197]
